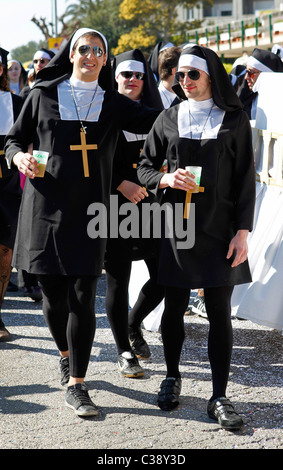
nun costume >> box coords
[104,49,164,377]
[238,47,283,119]
[137,45,256,430]
[4,29,160,416]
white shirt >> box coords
[57,76,105,122]
[178,98,225,140]
[0,91,14,135]
[158,81,177,109]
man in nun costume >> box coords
[137,45,255,430]
[104,48,164,378]
[4,28,160,417]
[238,47,283,120]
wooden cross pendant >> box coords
[70,128,98,177]
[184,186,205,219]
[0,150,4,178]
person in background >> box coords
[7,59,27,95]
[104,49,164,378]
[0,48,23,340]
[238,47,283,120]
[18,49,55,301]
[158,46,181,108]
[148,41,174,83]
[20,49,55,101]
[137,45,255,431]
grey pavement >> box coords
[0,270,282,455]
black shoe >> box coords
[60,357,70,386]
[157,377,182,411]
[128,326,151,359]
[22,286,42,302]
[65,383,98,417]
[117,351,144,377]
[7,281,18,292]
[207,397,244,430]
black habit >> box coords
[4,74,160,276]
[137,46,256,289]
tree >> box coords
[113,0,213,54]
[10,41,45,65]
[58,0,130,52]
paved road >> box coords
[0,271,282,456]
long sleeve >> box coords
[137,112,167,195]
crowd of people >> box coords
[0,27,281,430]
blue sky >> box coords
[0,0,71,56]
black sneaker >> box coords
[117,351,144,377]
[157,377,182,411]
[207,397,244,430]
[191,295,207,318]
[128,326,151,359]
[22,286,42,302]
[65,383,98,417]
[60,357,70,386]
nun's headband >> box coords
[69,28,108,57]
[178,54,209,76]
[115,60,145,78]
[247,56,273,73]
[33,50,52,61]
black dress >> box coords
[4,79,160,276]
[137,103,256,289]
[104,130,158,263]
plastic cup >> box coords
[33,150,49,177]
[185,166,202,193]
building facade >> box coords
[180,0,283,23]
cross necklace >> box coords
[188,103,214,140]
[69,82,98,177]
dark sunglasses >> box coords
[175,70,201,82]
[33,58,49,64]
[78,45,104,58]
[120,71,145,80]
[245,70,260,79]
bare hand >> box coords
[13,152,39,178]
[227,230,249,267]
[159,168,196,191]
[117,180,148,204]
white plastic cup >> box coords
[33,150,49,177]
[185,166,202,193]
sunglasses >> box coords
[33,58,49,64]
[175,70,201,82]
[245,70,260,79]
[120,71,145,80]
[78,45,104,58]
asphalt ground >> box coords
[0,270,282,459]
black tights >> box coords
[105,257,164,354]
[161,285,234,400]
[38,275,97,378]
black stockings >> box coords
[161,285,234,400]
[38,274,97,378]
[105,257,164,354]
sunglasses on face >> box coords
[175,70,201,82]
[120,71,145,80]
[33,59,49,64]
[245,70,260,79]
[78,45,104,58]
